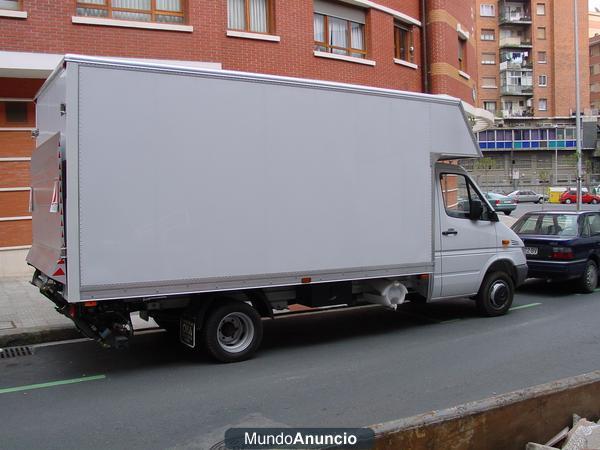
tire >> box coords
[592,199,599,205]
[565,199,572,204]
[475,271,515,317]
[503,211,511,216]
[201,300,263,363]
[577,260,598,294]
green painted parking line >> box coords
[0,374,106,395]
[509,303,542,311]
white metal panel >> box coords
[75,64,434,289]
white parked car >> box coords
[507,190,545,203]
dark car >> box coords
[511,211,600,292]
[559,189,600,204]
[485,192,517,215]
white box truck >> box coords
[27,55,527,362]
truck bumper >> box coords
[515,264,528,287]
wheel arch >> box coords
[481,258,518,287]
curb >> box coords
[0,326,81,348]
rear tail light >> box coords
[495,200,500,205]
[551,247,574,260]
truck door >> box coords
[437,172,497,298]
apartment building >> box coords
[0,0,489,275]
[591,34,600,112]
[471,0,593,191]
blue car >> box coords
[511,211,600,292]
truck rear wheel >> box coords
[201,300,263,363]
[475,271,514,317]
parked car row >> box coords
[559,188,600,204]
[512,211,600,293]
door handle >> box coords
[442,228,458,236]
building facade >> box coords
[471,0,592,192]
[590,35,600,112]
[0,0,487,275]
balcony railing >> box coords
[499,36,533,48]
[499,60,533,71]
[499,8,532,24]
[500,85,533,96]
[501,108,533,119]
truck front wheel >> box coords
[202,300,263,363]
[475,271,514,317]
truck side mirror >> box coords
[469,200,484,220]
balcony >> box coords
[499,36,533,48]
[499,8,532,25]
[500,85,533,96]
[501,108,533,119]
[499,60,533,71]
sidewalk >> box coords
[0,276,158,347]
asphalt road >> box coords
[2,280,600,449]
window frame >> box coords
[536,3,545,15]
[313,12,367,59]
[539,98,548,111]
[537,26,546,40]
[537,51,547,63]
[227,0,273,34]
[482,76,497,88]
[440,173,491,221]
[483,101,497,114]
[458,37,466,71]
[76,0,186,24]
[538,74,547,86]
[0,0,21,10]
[480,4,495,17]
[481,52,496,65]
[394,21,413,62]
[481,28,496,41]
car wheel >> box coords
[592,199,599,205]
[565,199,572,204]
[577,260,598,294]
[201,299,263,363]
[503,211,511,216]
[475,271,514,317]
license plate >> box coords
[180,318,196,348]
[524,247,538,256]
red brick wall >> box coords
[1,0,425,91]
[590,37,600,110]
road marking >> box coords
[0,374,106,395]
[509,303,542,311]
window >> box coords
[394,22,413,62]
[537,27,546,40]
[484,101,496,114]
[480,4,495,17]
[5,102,27,122]
[0,0,20,10]
[314,1,366,58]
[592,45,600,57]
[482,77,496,88]
[539,98,548,111]
[440,174,490,221]
[481,29,495,41]
[76,0,184,23]
[536,3,545,15]
[538,51,547,63]
[538,75,547,86]
[482,52,496,64]
[228,0,271,33]
[458,38,466,70]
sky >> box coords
[591,0,600,12]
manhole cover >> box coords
[0,346,33,359]
[0,321,16,330]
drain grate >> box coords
[0,346,33,359]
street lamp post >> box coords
[574,0,583,211]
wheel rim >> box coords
[489,280,509,309]
[217,312,255,354]
[586,264,598,289]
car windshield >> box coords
[513,214,579,236]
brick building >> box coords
[0,0,489,275]
[591,34,600,112]
[470,0,593,192]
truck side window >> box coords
[440,173,489,220]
